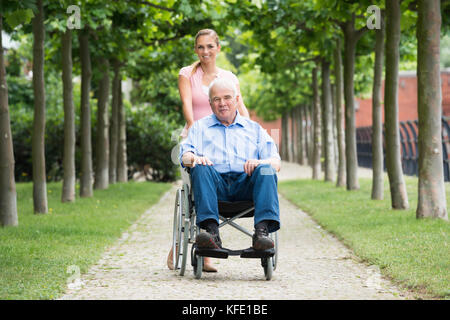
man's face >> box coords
[209,86,239,124]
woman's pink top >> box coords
[179,64,241,121]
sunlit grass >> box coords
[279,176,449,299]
[0,181,171,299]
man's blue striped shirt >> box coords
[180,112,280,173]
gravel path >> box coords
[60,162,410,300]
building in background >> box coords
[249,110,281,148]
[355,69,450,127]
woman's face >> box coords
[194,34,220,64]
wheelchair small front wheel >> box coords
[271,231,278,271]
[193,255,203,279]
[262,257,273,280]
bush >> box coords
[126,101,180,182]
[9,75,84,182]
[9,96,179,183]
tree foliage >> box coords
[2,0,450,219]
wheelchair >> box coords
[171,167,278,280]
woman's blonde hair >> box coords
[190,29,220,76]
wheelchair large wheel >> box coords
[172,189,182,270]
[178,184,191,276]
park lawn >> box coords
[279,176,450,300]
[0,181,171,300]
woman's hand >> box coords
[186,121,194,131]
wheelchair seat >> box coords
[218,200,254,218]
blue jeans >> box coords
[190,164,280,233]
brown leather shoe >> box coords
[195,231,222,249]
[252,227,274,251]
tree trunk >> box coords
[334,38,346,187]
[309,104,314,165]
[371,12,385,200]
[304,105,311,165]
[0,15,18,226]
[287,111,292,162]
[312,66,321,179]
[109,59,120,184]
[296,106,306,165]
[289,108,295,162]
[416,0,447,220]
[61,29,76,202]
[384,0,409,209]
[301,106,308,165]
[286,111,291,162]
[31,0,48,213]
[94,57,110,189]
[117,80,128,182]
[321,60,336,182]
[79,28,93,197]
[331,83,338,171]
[341,19,361,190]
[281,112,288,161]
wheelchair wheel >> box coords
[272,231,278,271]
[178,184,191,276]
[193,254,203,279]
[262,257,273,280]
[172,189,182,270]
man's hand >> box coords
[244,159,261,176]
[182,152,213,168]
[193,155,213,167]
[244,158,281,176]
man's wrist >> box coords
[182,152,196,167]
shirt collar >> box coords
[207,110,245,128]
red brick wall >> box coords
[443,71,450,116]
[356,71,450,127]
[249,110,282,147]
[249,71,450,152]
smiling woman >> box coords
[178,28,249,137]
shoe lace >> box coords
[207,230,222,247]
[255,227,269,237]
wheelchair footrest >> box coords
[195,247,229,259]
[195,246,275,259]
[240,247,275,259]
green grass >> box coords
[0,181,171,300]
[279,177,450,299]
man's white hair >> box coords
[208,77,237,100]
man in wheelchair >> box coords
[180,78,281,253]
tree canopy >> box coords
[1,0,449,225]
